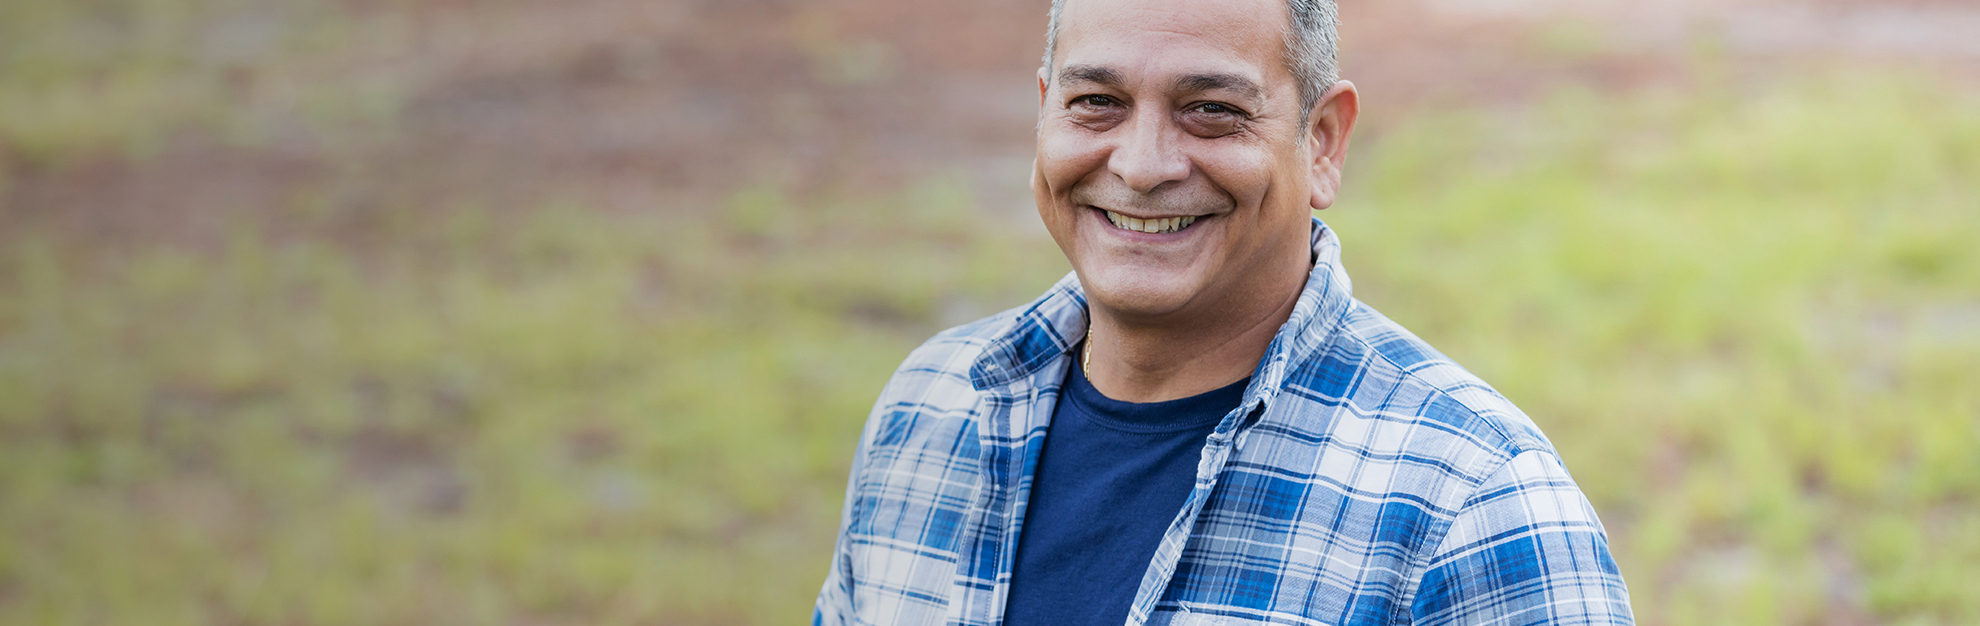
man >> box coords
[815,0,1633,623]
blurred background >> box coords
[1,0,1977,623]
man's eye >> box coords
[1075,95,1117,108]
[1193,102,1240,116]
[1182,102,1246,137]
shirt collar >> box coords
[969,217,1356,410]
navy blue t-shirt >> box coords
[1003,360,1250,626]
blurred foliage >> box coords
[1329,75,1980,624]
[4,73,1977,624]
[0,176,1066,624]
[0,0,412,168]
[2,2,1978,624]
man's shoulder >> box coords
[871,305,1028,410]
[1279,298,1556,479]
[906,305,1027,374]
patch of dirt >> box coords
[5,0,1977,244]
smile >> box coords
[1103,210,1197,234]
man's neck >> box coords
[1082,266,1309,404]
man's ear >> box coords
[1034,68,1048,195]
[1307,80,1360,212]
[1038,66,1050,109]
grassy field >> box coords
[1331,77,1980,624]
[3,2,1980,624]
[6,74,1977,625]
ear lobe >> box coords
[1305,81,1360,211]
[1306,114,1332,211]
[1305,113,1340,212]
[1309,161,1337,212]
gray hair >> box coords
[1041,0,1340,123]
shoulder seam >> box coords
[1335,310,1543,465]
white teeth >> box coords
[1103,211,1198,234]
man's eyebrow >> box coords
[1057,65,1123,89]
[1175,73,1263,99]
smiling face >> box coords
[1034,0,1329,326]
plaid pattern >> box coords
[816,218,1632,626]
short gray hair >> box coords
[1041,0,1340,122]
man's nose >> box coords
[1107,108,1190,194]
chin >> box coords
[1078,266,1204,320]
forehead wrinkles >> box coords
[1052,0,1294,95]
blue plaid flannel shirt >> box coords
[816,218,1632,625]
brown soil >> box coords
[6,0,1977,243]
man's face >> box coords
[1034,0,1326,323]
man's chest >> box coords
[843,405,1468,626]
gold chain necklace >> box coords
[1081,326,1093,378]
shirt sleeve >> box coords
[813,433,864,626]
[1410,449,1635,625]
[814,382,890,626]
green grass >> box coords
[3,48,1979,626]
[1327,76,1980,624]
[0,177,1069,625]
[0,0,411,170]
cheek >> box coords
[1035,127,1110,195]
[1197,147,1281,214]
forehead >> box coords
[1054,0,1293,88]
